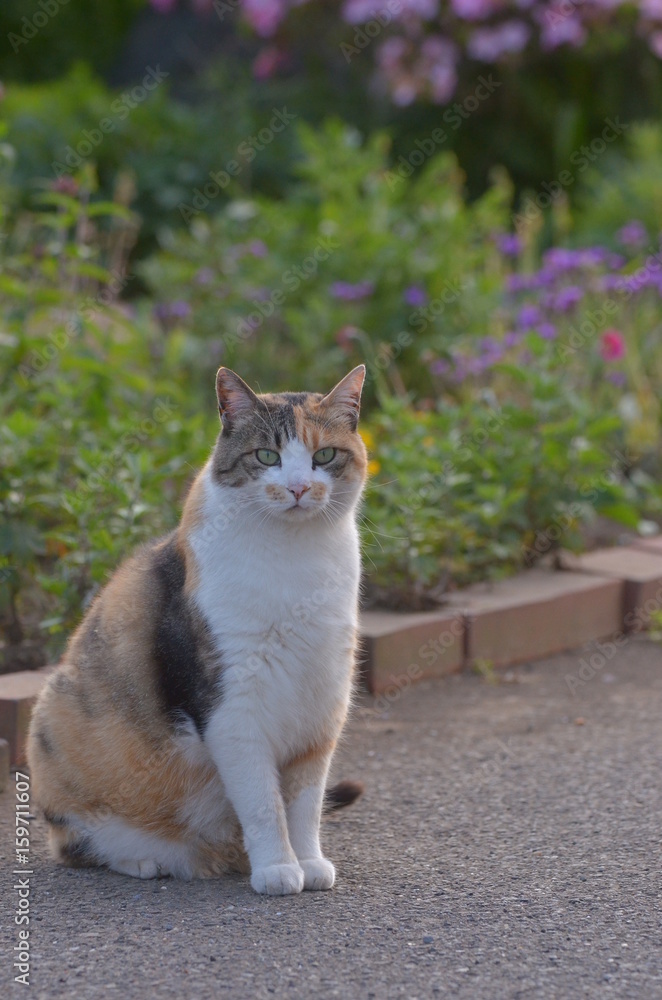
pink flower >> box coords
[600,330,626,362]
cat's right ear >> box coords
[216,368,259,430]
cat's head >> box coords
[211,366,368,523]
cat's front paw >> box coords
[300,857,335,891]
[251,862,304,896]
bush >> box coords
[140,119,512,404]
[0,172,210,670]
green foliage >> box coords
[141,120,512,405]
[0,0,144,82]
[574,124,662,246]
[0,179,211,668]
[360,373,652,604]
[1,63,301,258]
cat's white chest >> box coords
[188,476,360,757]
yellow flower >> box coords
[368,459,381,476]
[423,436,435,447]
[360,428,375,449]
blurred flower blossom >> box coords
[195,267,215,285]
[248,239,269,257]
[600,330,626,361]
[496,232,521,256]
[550,285,583,312]
[404,285,428,306]
[467,20,530,60]
[335,325,362,350]
[51,176,79,196]
[153,300,191,330]
[617,221,647,248]
[517,303,542,329]
[330,281,374,301]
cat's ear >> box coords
[216,368,259,429]
[321,365,366,429]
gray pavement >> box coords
[2,637,662,999]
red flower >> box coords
[600,329,625,362]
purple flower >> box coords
[169,300,191,318]
[241,0,285,37]
[153,300,191,329]
[430,358,450,375]
[248,239,268,258]
[606,371,627,387]
[496,232,522,257]
[532,268,557,290]
[517,304,542,330]
[479,336,503,359]
[404,284,428,307]
[330,281,375,301]
[467,20,530,61]
[506,274,536,293]
[450,0,492,20]
[550,285,583,312]
[503,330,523,347]
[539,9,586,51]
[617,221,647,249]
[537,322,557,340]
[542,248,580,271]
[195,267,215,285]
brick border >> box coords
[1,545,662,760]
[362,546,662,693]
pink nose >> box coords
[289,484,310,501]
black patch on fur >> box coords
[36,729,54,756]
[43,810,67,827]
[323,780,364,813]
[151,534,220,735]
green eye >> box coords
[313,447,336,466]
[256,449,280,466]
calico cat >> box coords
[27,365,368,895]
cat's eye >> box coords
[313,447,336,466]
[256,449,280,466]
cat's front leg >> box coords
[206,721,303,896]
[282,748,336,891]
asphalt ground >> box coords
[2,636,661,999]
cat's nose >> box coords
[289,484,311,501]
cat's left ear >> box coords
[321,365,366,429]
[216,368,259,429]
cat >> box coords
[27,365,368,895]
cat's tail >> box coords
[323,780,364,813]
